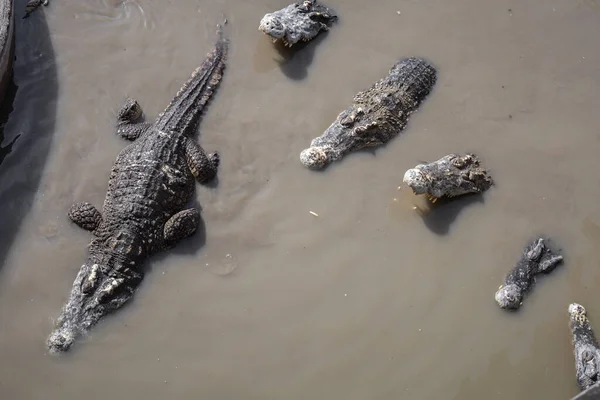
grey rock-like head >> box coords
[258,13,286,41]
[300,106,382,170]
[495,284,523,310]
[402,167,429,195]
[258,1,336,47]
[47,231,145,353]
[300,146,330,169]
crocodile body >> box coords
[300,57,437,170]
[403,153,493,202]
[569,303,600,391]
[259,0,337,46]
[495,238,563,310]
[46,23,228,353]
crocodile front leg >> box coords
[116,98,152,141]
[164,208,200,246]
[68,202,103,232]
[185,138,219,184]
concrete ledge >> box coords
[570,381,600,400]
[0,0,13,104]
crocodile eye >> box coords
[340,108,363,127]
[353,121,378,135]
[340,116,353,127]
[339,111,354,127]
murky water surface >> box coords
[1,0,600,398]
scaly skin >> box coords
[403,153,493,203]
[47,23,228,354]
[300,57,437,170]
[259,0,337,46]
[495,238,563,310]
[569,303,600,391]
[23,0,49,19]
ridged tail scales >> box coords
[154,22,228,136]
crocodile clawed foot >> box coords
[164,209,201,245]
[208,152,220,169]
[427,195,438,203]
[526,238,545,261]
[539,255,563,272]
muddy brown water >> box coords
[1,0,600,398]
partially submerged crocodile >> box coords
[569,303,600,391]
[47,23,228,353]
[495,238,563,310]
[300,57,437,170]
[259,0,337,47]
[403,153,493,203]
[23,0,48,19]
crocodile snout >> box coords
[47,327,77,354]
[403,168,429,194]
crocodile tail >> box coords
[155,21,228,135]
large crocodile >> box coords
[494,237,563,310]
[403,153,493,203]
[46,22,228,353]
[569,303,600,391]
[300,57,437,170]
[259,0,337,47]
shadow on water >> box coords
[274,30,329,80]
[0,2,58,270]
[420,194,485,235]
[0,77,18,163]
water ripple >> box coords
[73,0,156,29]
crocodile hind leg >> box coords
[164,208,200,246]
[68,202,103,232]
[116,98,152,141]
[185,138,220,184]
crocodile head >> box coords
[403,154,494,200]
[300,106,384,170]
[258,2,335,47]
[569,303,600,390]
[47,230,145,353]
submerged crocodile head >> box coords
[258,1,337,46]
[403,154,494,200]
[569,303,600,390]
[300,57,437,171]
[300,105,389,170]
[494,238,563,311]
[47,230,146,353]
